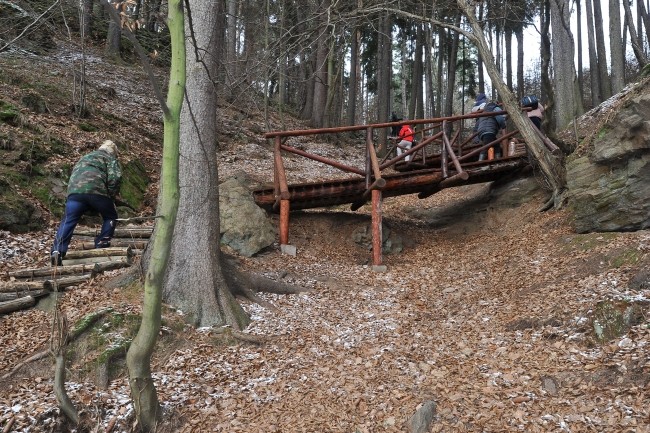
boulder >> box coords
[567,92,650,233]
[219,174,276,256]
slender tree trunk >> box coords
[415,25,425,121]
[225,0,238,96]
[311,0,330,127]
[402,35,410,118]
[477,2,485,94]
[550,0,584,129]
[593,0,612,98]
[376,13,392,151]
[347,24,359,125]
[505,29,513,91]
[444,17,460,117]
[435,27,445,117]
[624,0,649,65]
[609,0,625,93]
[82,0,93,37]
[424,25,435,118]
[515,27,524,99]
[585,0,602,105]
[576,0,584,102]
[126,1,184,430]
[541,0,555,131]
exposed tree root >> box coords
[210,327,273,345]
[2,308,114,380]
[222,253,312,307]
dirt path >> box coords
[3,179,649,432]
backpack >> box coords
[483,102,499,112]
[521,95,539,109]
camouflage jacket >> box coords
[67,149,122,198]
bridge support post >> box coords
[371,189,386,271]
[280,199,290,246]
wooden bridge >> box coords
[254,109,557,270]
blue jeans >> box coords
[52,194,118,255]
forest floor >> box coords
[1,40,650,433]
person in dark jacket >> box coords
[475,101,506,160]
[51,140,122,266]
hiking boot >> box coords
[96,241,111,249]
[50,251,63,266]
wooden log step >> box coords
[64,247,133,260]
[0,274,92,292]
[80,240,147,250]
[73,227,153,238]
[0,280,48,292]
[6,263,98,280]
[0,289,50,302]
[62,255,133,267]
[46,274,93,290]
[0,296,36,315]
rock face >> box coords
[219,175,276,257]
[567,91,650,233]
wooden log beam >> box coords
[73,227,152,238]
[94,258,133,272]
[46,274,93,291]
[0,296,36,315]
[0,289,50,302]
[64,246,133,260]
[80,240,147,250]
[6,263,98,280]
[0,281,47,292]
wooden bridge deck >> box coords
[253,153,529,212]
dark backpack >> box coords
[483,102,499,112]
[521,95,539,109]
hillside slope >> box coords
[1,41,649,432]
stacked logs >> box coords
[0,226,153,315]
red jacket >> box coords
[399,125,414,142]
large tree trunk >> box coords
[126,1,184,430]
[549,0,584,130]
[609,0,625,93]
[105,19,121,59]
[162,0,249,330]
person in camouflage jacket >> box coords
[51,140,122,266]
